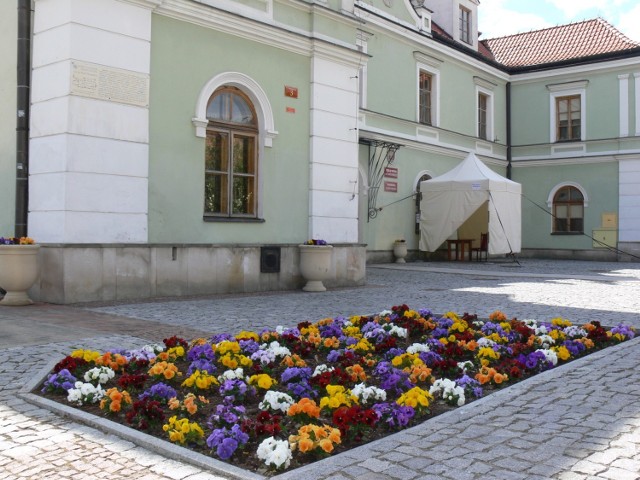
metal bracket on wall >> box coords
[361,139,402,221]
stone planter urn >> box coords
[393,240,408,263]
[0,244,41,306]
[298,244,333,292]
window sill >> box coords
[551,231,583,235]
[203,216,265,223]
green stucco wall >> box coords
[511,69,633,147]
[148,14,311,244]
[512,162,618,250]
[0,2,17,236]
[364,32,507,141]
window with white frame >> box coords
[474,77,495,141]
[552,185,584,233]
[547,183,588,234]
[459,6,472,45]
[414,53,441,127]
[204,87,259,218]
[547,81,588,143]
[419,70,433,125]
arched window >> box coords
[553,185,584,233]
[204,87,258,218]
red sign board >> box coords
[384,167,398,178]
[384,181,398,192]
[284,86,298,98]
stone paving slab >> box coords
[1,259,639,479]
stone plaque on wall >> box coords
[71,61,150,107]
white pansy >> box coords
[537,334,555,348]
[312,364,335,377]
[351,383,386,404]
[429,378,465,406]
[83,366,115,385]
[263,341,291,358]
[386,325,408,338]
[406,343,430,354]
[457,360,474,373]
[66,381,104,406]
[477,337,496,348]
[259,391,295,413]
[564,325,588,338]
[257,437,292,470]
[217,368,245,382]
[536,348,558,366]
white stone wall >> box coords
[29,0,152,243]
[308,52,360,243]
[619,157,640,242]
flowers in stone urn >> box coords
[0,236,35,245]
[299,239,333,292]
[304,239,328,245]
[0,236,40,306]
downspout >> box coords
[506,81,512,179]
[15,0,31,237]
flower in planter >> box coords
[67,381,105,406]
[0,236,35,245]
[304,239,328,245]
[83,366,116,385]
[42,369,77,394]
[289,424,341,455]
[163,416,205,446]
[256,436,292,470]
[100,387,132,413]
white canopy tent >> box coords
[419,153,522,255]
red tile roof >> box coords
[482,18,640,68]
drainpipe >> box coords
[506,81,512,179]
[15,0,31,237]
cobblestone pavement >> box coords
[1,259,639,479]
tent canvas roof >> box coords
[422,153,521,193]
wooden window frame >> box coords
[555,94,581,142]
[478,92,488,140]
[459,6,471,45]
[419,70,433,126]
[552,185,584,234]
[204,87,259,220]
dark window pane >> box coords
[555,218,568,232]
[232,135,255,174]
[205,132,228,171]
[232,176,255,215]
[570,218,583,232]
[204,173,228,214]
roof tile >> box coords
[482,18,640,67]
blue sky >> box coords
[477,0,640,41]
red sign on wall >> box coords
[384,167,398,178]
[384,181,398,192]
[284,86,298,98]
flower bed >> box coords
[37,305,635,475]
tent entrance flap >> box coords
[418,153,522,254]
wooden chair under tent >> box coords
[473,233,488,261]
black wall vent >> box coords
[260,246,281,273]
